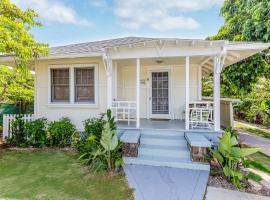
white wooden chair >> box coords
[190,109,213,129]
[111,101,136,125]
[188,101,214,129]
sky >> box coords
[12,0,225,47]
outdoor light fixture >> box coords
[155,59,163,64]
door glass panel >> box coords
[152,72,169,114]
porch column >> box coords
[136,58,140,128]
[198,65,202,101]
[114,61,118,100]
[213,56,221,131]
[185,56,190,130]
[107,58,113,108]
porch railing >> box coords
[3,114,35,140]
[188,101,214,129]
[111,101,136,125]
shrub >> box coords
[79,110,123,172]
[209,128,260,188]
[24,118,47,147]
[83,114,106,141]
[8,115,27,147]
[234,78,270,126]
[46,117,76,146]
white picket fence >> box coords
[2,114,35,140]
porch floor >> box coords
[117,119,185,130]
[117,118,215,132]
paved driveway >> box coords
[124,165,209,200]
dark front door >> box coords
[151,71,169,117]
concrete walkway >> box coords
[238,131,270,156]
[206,186,270,200]
[124,165,209,200]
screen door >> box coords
[151,71,169,117]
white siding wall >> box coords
[35,57,107,130]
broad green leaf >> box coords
[223,166,231,177]
[231,136,238,146]
[209,148,224,163]
[100,122,118,151]
[231,147,260,158]
[218,131,232,155]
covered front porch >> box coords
[104,39,269,132]
[106,54,219,131]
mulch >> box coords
[208,171,270,197]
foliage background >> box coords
[204,0,270,125]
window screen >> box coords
[75,68,95,102]
[51,68,69,102]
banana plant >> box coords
[210,129,260,188]
[100,121,118,171]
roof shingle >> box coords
[50,37,155,55]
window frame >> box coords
[48,64,98,108]
[50,68,70,103]
[74,67,95,103]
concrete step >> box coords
[140,136,187,147]
[138,144,190,159]
[123,155,210,171]
[140,134,185,140]
[141,129,185,137]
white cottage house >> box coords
[1,37,269,170]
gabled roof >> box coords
[50,37,155,55]
[50,36,269,56]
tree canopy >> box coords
[0,0,48,67]
[208,0,270,97]
[0,0,48,106]
[0,65,33,103]
[209,0,270,42]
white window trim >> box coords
[48,63,99,108]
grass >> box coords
[234,121,270,139]
[0,150,133,200]
[248,151,270,170]
[247,171,263,182]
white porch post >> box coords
[185,56,190,130]
[136,58,140,128]
[114,61,118,99]
[107,58,113,108]
[198,65,202,101]
[213,56,221,131]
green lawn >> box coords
[234,121,270,139]
[248,152,270,169]
[0,150,133,200]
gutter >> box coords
[0,52,103,62]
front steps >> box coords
[123,129,210,171]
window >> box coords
[51,68,69,102]
[75,68,95,102]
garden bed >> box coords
[208,171,270,197]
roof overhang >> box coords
[0,52,103,63]
[0,38,269,74]
[200,42,270,76]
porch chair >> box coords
[190,108,213,129]
[111,101,136,125]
